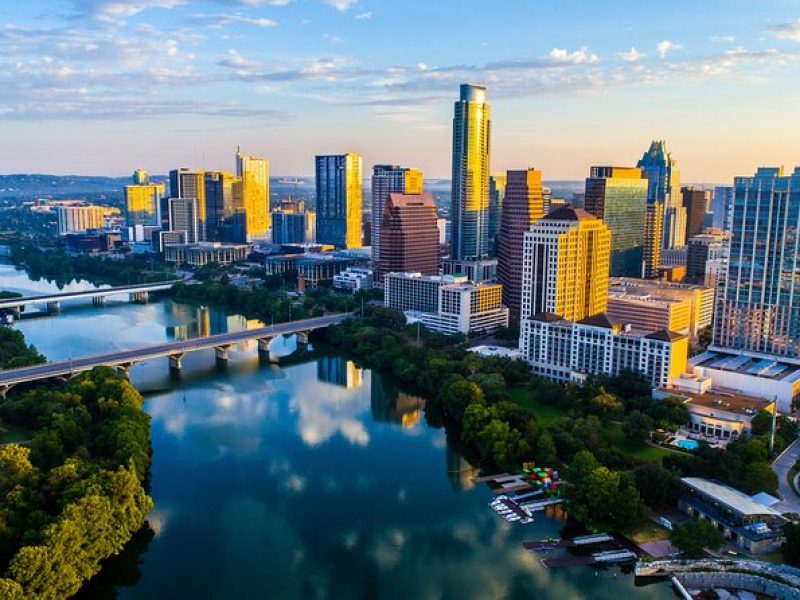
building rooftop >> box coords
[544,206,596,221]
[682,478,783,518]
[577,313,617,329]
[678,390,772,416]
[609,277,711,293]
[644,329,686,342]
[691,348,800,383]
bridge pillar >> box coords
[93,296,107,306]
[169,353,185,372]
[0,383,13,400]
[130,291,149,304]
[215,345,232,365]
[46,301,61,313]
[116,363,133,378]
[296,330,311,346]
[257,337,275,364]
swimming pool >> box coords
[676,439,699,451]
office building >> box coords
[663,204,688,249]
[384,272,450,313]
[643,202,664,278]
[712,186,734,230]
[132,168,149,185]
[168,197,199,244]
[271,199,315,245]
[686,230,728,284]
[714,167,800,359]
[170,169,206,241]
[333,267,374,292]
[488,173,507,246]
[204,171,240,242]
[584,166,648,277]
[606,289,692,336]
[608,277,715,338]
[163,242,250,267]
[315,153,363,248]
[56,205,106,236]
[682,186,711,239]
[520,206,611,321]
[378,193,439,281]
[265,250,368,289]
[637,140,685,249]
[371,165,423,265]
[451,84,491,261]
[441,257,497,282]
[496,168,545,318]
[519,312,688,389]
[235,148,270,241]
[125,181,164,227]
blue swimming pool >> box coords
[676,439,699,451]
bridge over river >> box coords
[0,281,182,313]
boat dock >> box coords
[474,473,533,494]
[572,533,614,546]
[541,549,638,569]
[523,532,614,551]
[520,497,563,512]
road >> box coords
[0,281,181,310]
[0,313,350,387]
[772,437,800,514]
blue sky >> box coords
[2,0,800,181]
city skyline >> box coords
[3,1,800,181]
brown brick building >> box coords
[378,193,439,282]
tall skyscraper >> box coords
[235,148,270,241]
[125,168,164,227]
[371,165,423,265]
[451,84,491,261]
[520,206,611,321]
[204,171,240,242]
[637,140,684,249]
[584,166,648,277]
[170,169,206,241]
[378,193,439,280]
[713,167,800,358]
[272,199,315,244]
[682,186,711,239]
[712,186,734,231]
[488,173,507,248]
[496,169,544,318]
[643,202,664,278]
[168,197,199,243]
[315,153,363,249]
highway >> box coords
[0,313,350,389]
[0,281,181,310]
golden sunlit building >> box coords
[125,182,165,227]
[520,206,611,322]
[170,169,206,241]
[235,148,270,241]
[315,153,363,249]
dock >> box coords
[523,532,613,551]
[540,549,638,569]
[520,497,563,512]
[572,533,614,546]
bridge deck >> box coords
[0,281,182,309]
[0,313,350,386]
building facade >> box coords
[164,242,251,267]
[488,172,507,248]
[496,169,545,318]
[125,181,164,227]
[371,165,423,265]
[408,281,508,335]
[384,272,450,313]
[713,167,800,359]
[332,267,374,292]
[451,84,491,261]
[687,230,728,284]
[56,205,106,236]
[378,193,439,281]
[315,153,363,249]
[643,201,664,278]
[170,169,206,241]
[168,197,199,244]
[682,186,711,240]
[204,171,240,242]
[271,200,315,245]
[520,207,611,321]
[235,148,270,240]
[712,186,734,231]
[637,140,685,249]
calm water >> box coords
[1,264,673,599]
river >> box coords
[0,263,673,599]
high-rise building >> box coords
[637,140,684,249]
[315,153,363,249]
[204,171,240,242]
[56,205,106,236]
[682,187,711,240]
[168,197,199,243]
[584,166,648,277]
[451,84,491,261]
[643,202,664,278]
[271,199,315,244]
[496,169,544,318]
[125,177,165,227]
[686,230,728,284]
[170,169,206,241]
[713,167,800,358]
[371,165,423,265]
[712,186,734,231]
[488,173,507,247]
[520,206,611,322]
[235,148,270,241]
[663,204,688,249]
[378,193,439,281]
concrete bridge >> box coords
[0,313,350,396]
[0,281,181,314]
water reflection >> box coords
[316,355,363,388]
[370,374,425,429]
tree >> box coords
[671,519,724,558]
[633,463,679,507]
[536,431,557,466]
[739,461,778,495]
[589,390,624,421]
[439,375,484,421]
[623,411,654,443]
[783,523,800,567]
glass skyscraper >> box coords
[315,153,363,249]
[637,140,685,249]
[584,166,648,277]
[235,148,270,241]
[714,167,800,359]
[451,84,491,261]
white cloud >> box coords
[417,62,427,70]
[323,33,343,44]
[618,47,645,62]
[771,18,800,42]
[324,0,357,10]
[354,11,371,20]
[218,48,260,68]
[75,0,187,23]
[192,12,278,28]
[711,35,735,43]
[549,47,599,65]
[657,40,682,58]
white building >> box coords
[385,272,508,336]
[519,312,688,389]
[333,267,374,292]
[56,205,106,236]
